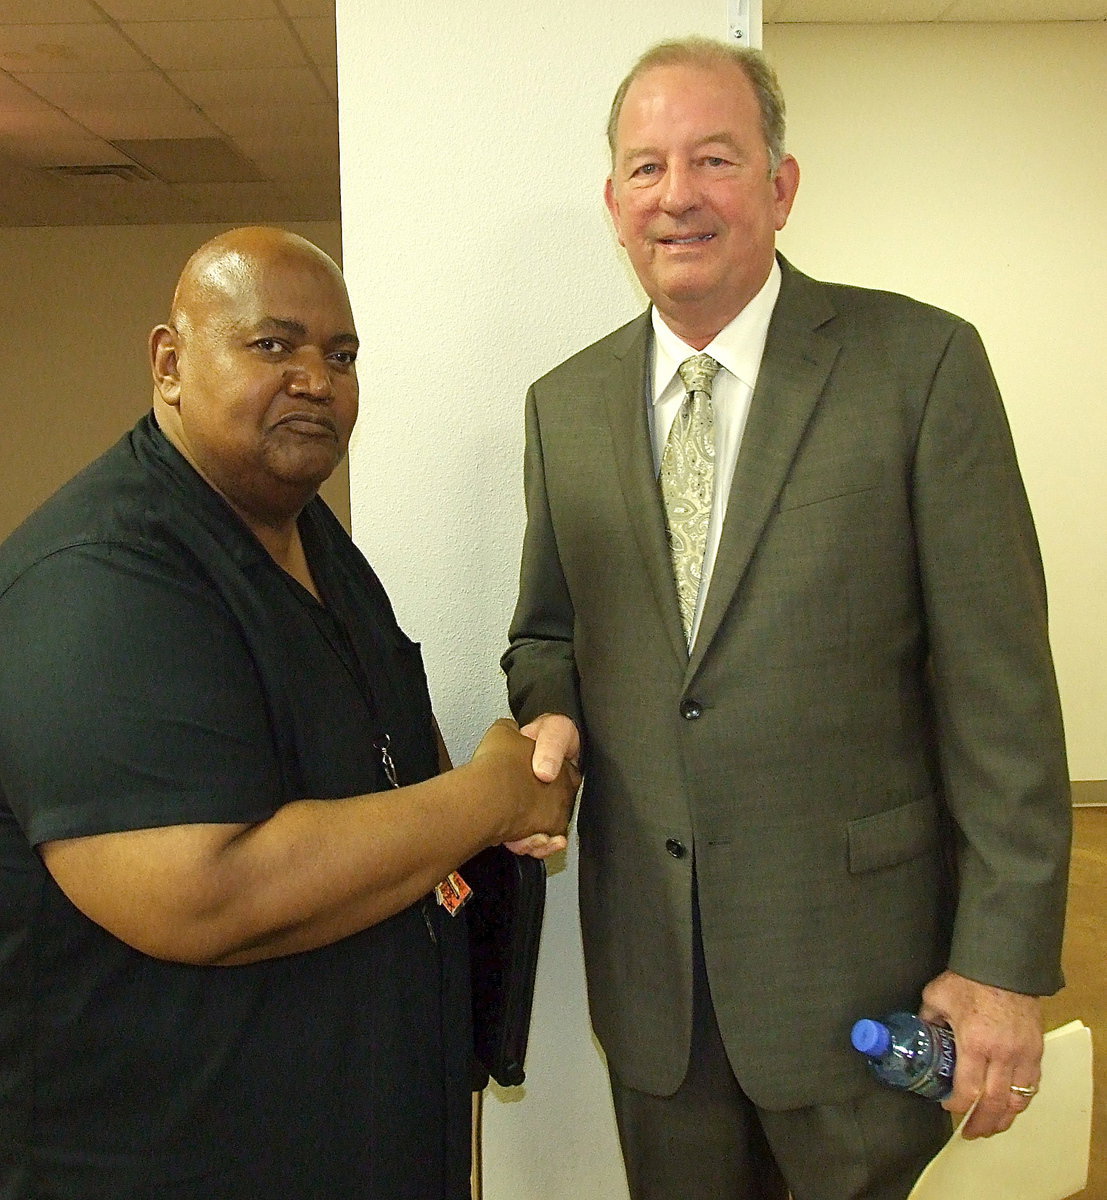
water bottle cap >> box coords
[851,1018,892,1057]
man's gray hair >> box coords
[606,37,787,173]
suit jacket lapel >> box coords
[601,312,690,664]
[688,262,841,678]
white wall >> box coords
[0,221,344,542]
[336,10,1105,1198]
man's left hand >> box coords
[919,969,1043,1139]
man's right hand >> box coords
[500,713,582,858]
[520,712,581,782]
[470,718,579,851]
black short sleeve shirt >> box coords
[0,415,471,1199]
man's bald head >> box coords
[169,226,347,342]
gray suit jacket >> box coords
[503,257,1070,1110]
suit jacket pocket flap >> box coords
[847,796,939,874]
[778,458,881,511]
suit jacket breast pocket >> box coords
[777,457,882,512]
[847,796,940,874]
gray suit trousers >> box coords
[609,897,950,1200]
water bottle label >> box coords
[906,1023,955,1095]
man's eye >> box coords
[704,156,728,167]
[254,338,285,353]
[330,351,357,367]
[632,163,659,177]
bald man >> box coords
[0,227,576,1200]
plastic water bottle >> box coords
[850,1012,956,1101]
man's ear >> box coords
[603,176,626,248]
[150,325,182,405]
[771,154,801,233]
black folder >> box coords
[463,845,547,1088]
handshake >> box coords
[471,713,581,859]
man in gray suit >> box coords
[502,36,1071,1200]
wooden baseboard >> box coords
[1071,780,1107,807]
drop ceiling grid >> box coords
[0,0,338,226]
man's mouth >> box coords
[657,233,715,246]
[275,413,337,437]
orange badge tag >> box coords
[434,870,472,915]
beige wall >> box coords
[338,8,1105,1198]
[0,221,346,544]
[770,23,1107,786]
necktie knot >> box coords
[677,353,721,398]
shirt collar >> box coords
[650,258,782,405]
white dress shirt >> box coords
[648,259,782,648]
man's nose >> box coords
[285,349,334,400]
[658,163,700,215]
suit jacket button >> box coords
[665,838,687,859]
[679,699,702,720]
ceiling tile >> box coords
[76,106,221,140]
[204,102,337,142]
[168,65,330,109]
[0,129,127,168]
[172,179,304,222]
[0,105,96,138]
[279,201,340,222]
[0,188,104,227]
[114,136,266,183]
[96,183,204,225]
[317,59,337,100]
[96,0,280,19]
[279,0,336,17]
[0,160,82,193]
[0,0,106,21]
[123,19,307,72]
[0,23,150,73]
[238,118,338,157]
[37,173,200,225]
[0,71,56,112]
[294,16,336,67]
[278,177,341,220]
[15,69,192,110]
[233,135,337,180]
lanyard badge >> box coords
[374,734,472,916]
